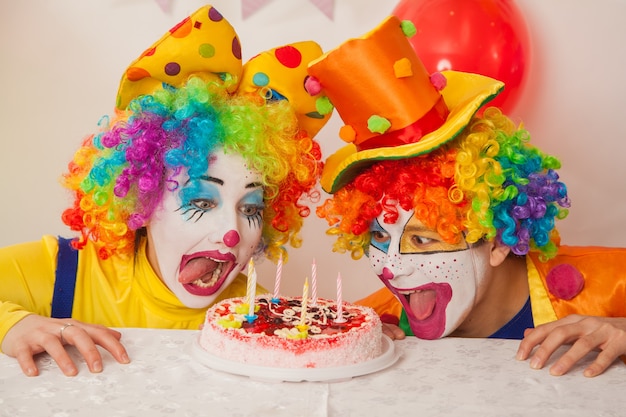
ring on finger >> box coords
[60,323,74,344]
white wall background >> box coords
[1,0,625,302]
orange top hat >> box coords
[308,16,505,193]
[116,5,330,138]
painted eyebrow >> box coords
[184,175,224,186]
[188,176,262,189]
[200,175,224,185]
[402,224,432,235]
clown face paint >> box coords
[368,207,490,339]
[146,149,264,309]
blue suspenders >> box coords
[51,237,79,318]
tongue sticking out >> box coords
[409,290,437,320]
[179,258,219,284]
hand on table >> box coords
[1,315,130,377]
[382,322,406,340]
[516,314,626,377]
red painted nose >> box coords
[223,230,240,247]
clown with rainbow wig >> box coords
[0,5,330,377]
[310,16,626,377]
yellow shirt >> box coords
[0,235,259,351]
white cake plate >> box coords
[190,334,400,382]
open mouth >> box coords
[178,252,237,296]
[399,289,438,320]
[388,282,452,340]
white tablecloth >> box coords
[1,328,624,417]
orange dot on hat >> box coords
[141,47,156,59]
[339,125,356,143]
[126,67,151,82]
[275,45,302,69]
[393,58,412,78]
[170,16,192,38]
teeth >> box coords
[195,277,216,288]
[193,260,224,288]
[396,290,415,303]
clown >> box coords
[311,16,626,377]
[0,5,330,376]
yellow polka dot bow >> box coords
[116,5,330,138]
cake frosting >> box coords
[199,295,383,368]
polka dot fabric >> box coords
[117,5,244,109]
[239,41,331,139]
[115,4,330,140]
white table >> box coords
[1,328,624,417]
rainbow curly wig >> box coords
[317,107,570,261]
[62,77,322,261]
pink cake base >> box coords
[199,295,383,369]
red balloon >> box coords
[393,0,531,113]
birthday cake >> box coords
[198,295,383,368]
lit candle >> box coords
[272,253,283,302]
[299,277,309,326]
[246,258,257,319]
[311,258,318,305]
[335,272,345,323]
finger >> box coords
[526,326,581,371]
[583,333,626,377]
[43,337,79,376]
[583,350,619,378]
[390,325,406,340]
[382,325,395,340]
[517,326,550,361]
[382,323,405,340]
[522,315,584,346]
[14,347,40,377]
[548,334,600,376]
[101,327,123,341]
[88,327,131,365]
[61,325,104,373]
[516,337,535,361]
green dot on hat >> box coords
[199,43,216,58]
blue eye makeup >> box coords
[369,219,391,254]
[240,189,264,229]
[177,181,221,223]
[176,177,265,227]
